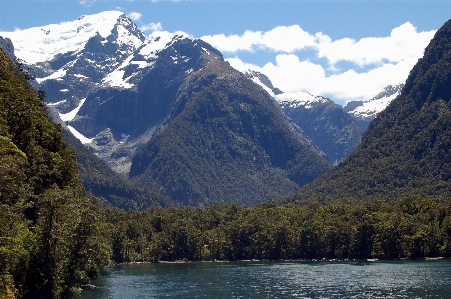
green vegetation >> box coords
[103,196,451,263]
[0,48,109,298]
[61,130,170,210]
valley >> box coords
[0,7,450,299]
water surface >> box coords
[81,260,451,298]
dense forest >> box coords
[104,196,451,263]
[0,48,109,299]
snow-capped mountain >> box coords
[237,69,363,163]
[0,11,221,173]
[345,83,404,129]
[1,11,334,207]
[274,91,331,109]
[273,92,362,163]
[1,11,148,118]
[2,11,144,65]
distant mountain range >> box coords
[245,69,403,163]
[285,19,451,204]
[0,11,407,207]
[344,83,404,130]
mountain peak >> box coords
[345,82,405,130]
[244,70,283,95]
[0,10,134,64]
[275,92,331,109]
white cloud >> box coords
[227,53,419,104]
[201,25,316,53]
[140,22,163,32]
[260,25,316,52]
[128,11,142,21]
[79,0,96,7]
[222,22,435,104]
[202,31,261,52]
[316,22,435,67]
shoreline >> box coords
[112,256,450,266]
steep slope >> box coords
[276,92,363,163]
[0,37,16,62]
[286,19,451,204]
[69,36,220,173]
[244,70,283,95]
[130,58,332,206]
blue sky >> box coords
[0,0,450,104]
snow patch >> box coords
[250,77,274,96]
[46,99,67,106]
[347,84,403,119]
[202,47,210,55]
[59,98,86,122]
[102,55,135,88]
[349,93,398,118]
[275,92,329,109]
[102,69,133,88]
[36,68,67,83]
[139,31,175,59]
[67,125,93,144]
[130,61,155,69]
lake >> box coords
[80,260,451,298]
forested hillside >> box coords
[285,19,451,205]
[0,48,109,299]
[61,130,170,209]
[129,57,332,206]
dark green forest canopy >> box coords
[0,47,109,299]
[284,19,451,205]
[104,196,451,263]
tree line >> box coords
[103,196,451,264]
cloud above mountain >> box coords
[202,22,435,103]
[201,25,316,53]
[127,11,163,32]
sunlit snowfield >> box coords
[81,260,451,299]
